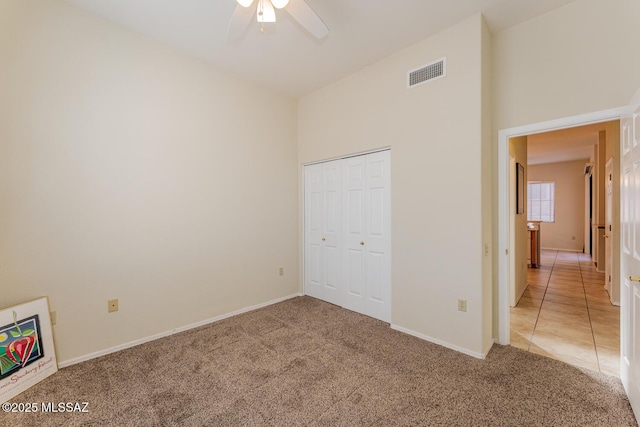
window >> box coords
[527,181,555,222]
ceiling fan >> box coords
[227,0,329,41]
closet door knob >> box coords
[321,237,326,241]
[360,241,365,246]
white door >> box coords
[304,160,342,306]
[621,89,640,419]
[342,151,391,322]
[605,158,613,296]
[342,155,367,314]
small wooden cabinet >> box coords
[527,221,541,268]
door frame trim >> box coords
[302,147,392,167]
[497,108,625,345]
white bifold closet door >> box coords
[304,150,391,322]
[304,159,342,306]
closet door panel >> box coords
[305,151,390,322]
[364,151,391,322]
[304,165,324,298]
[304,160,342,306]
[322,161,342,301]
[368,252,385,302]
[347,248,365,297]
[305,164,324,299]
[342,156,367,314]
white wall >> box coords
[481,18,493,352]
[299,15,492,357]
[493,0,640,131]
[0,0,299,363]
[528,160,587,251]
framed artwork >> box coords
[0,297,58,403]
[516,162,525,214]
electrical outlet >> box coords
[458,299,467,312]
[108,299,119,313]
[279,267,284,276]
[50,311,57,325]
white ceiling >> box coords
[527,122,615,166]
[64,0,577,98]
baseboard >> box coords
[485,338,495,357]
[390,324,488,360]
[514,283,527,306]
[540,247,581,253]
[58,293,302,368]
[496,334,509,346]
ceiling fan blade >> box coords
[285,0,328,39]
[226,3,256,41]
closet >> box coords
[304,150,391,322]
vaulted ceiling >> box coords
[66,0,602,165]
[65,0,576,98]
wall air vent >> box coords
[407,57,446,89]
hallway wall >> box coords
[528,160,587,251]
[509,137,528,305]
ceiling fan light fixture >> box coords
[270,0,290,9]
[227,0,329,40]
[257,0,276,23]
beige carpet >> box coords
[1,296,636,426]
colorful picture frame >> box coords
[0,297,57,403]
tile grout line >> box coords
[521,250,616,374]
[580,254,602,373]
[528,250,557,351]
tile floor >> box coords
[510,249,620,376]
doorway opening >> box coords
[498,108,625,374]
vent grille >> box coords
[407,58,446,88]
